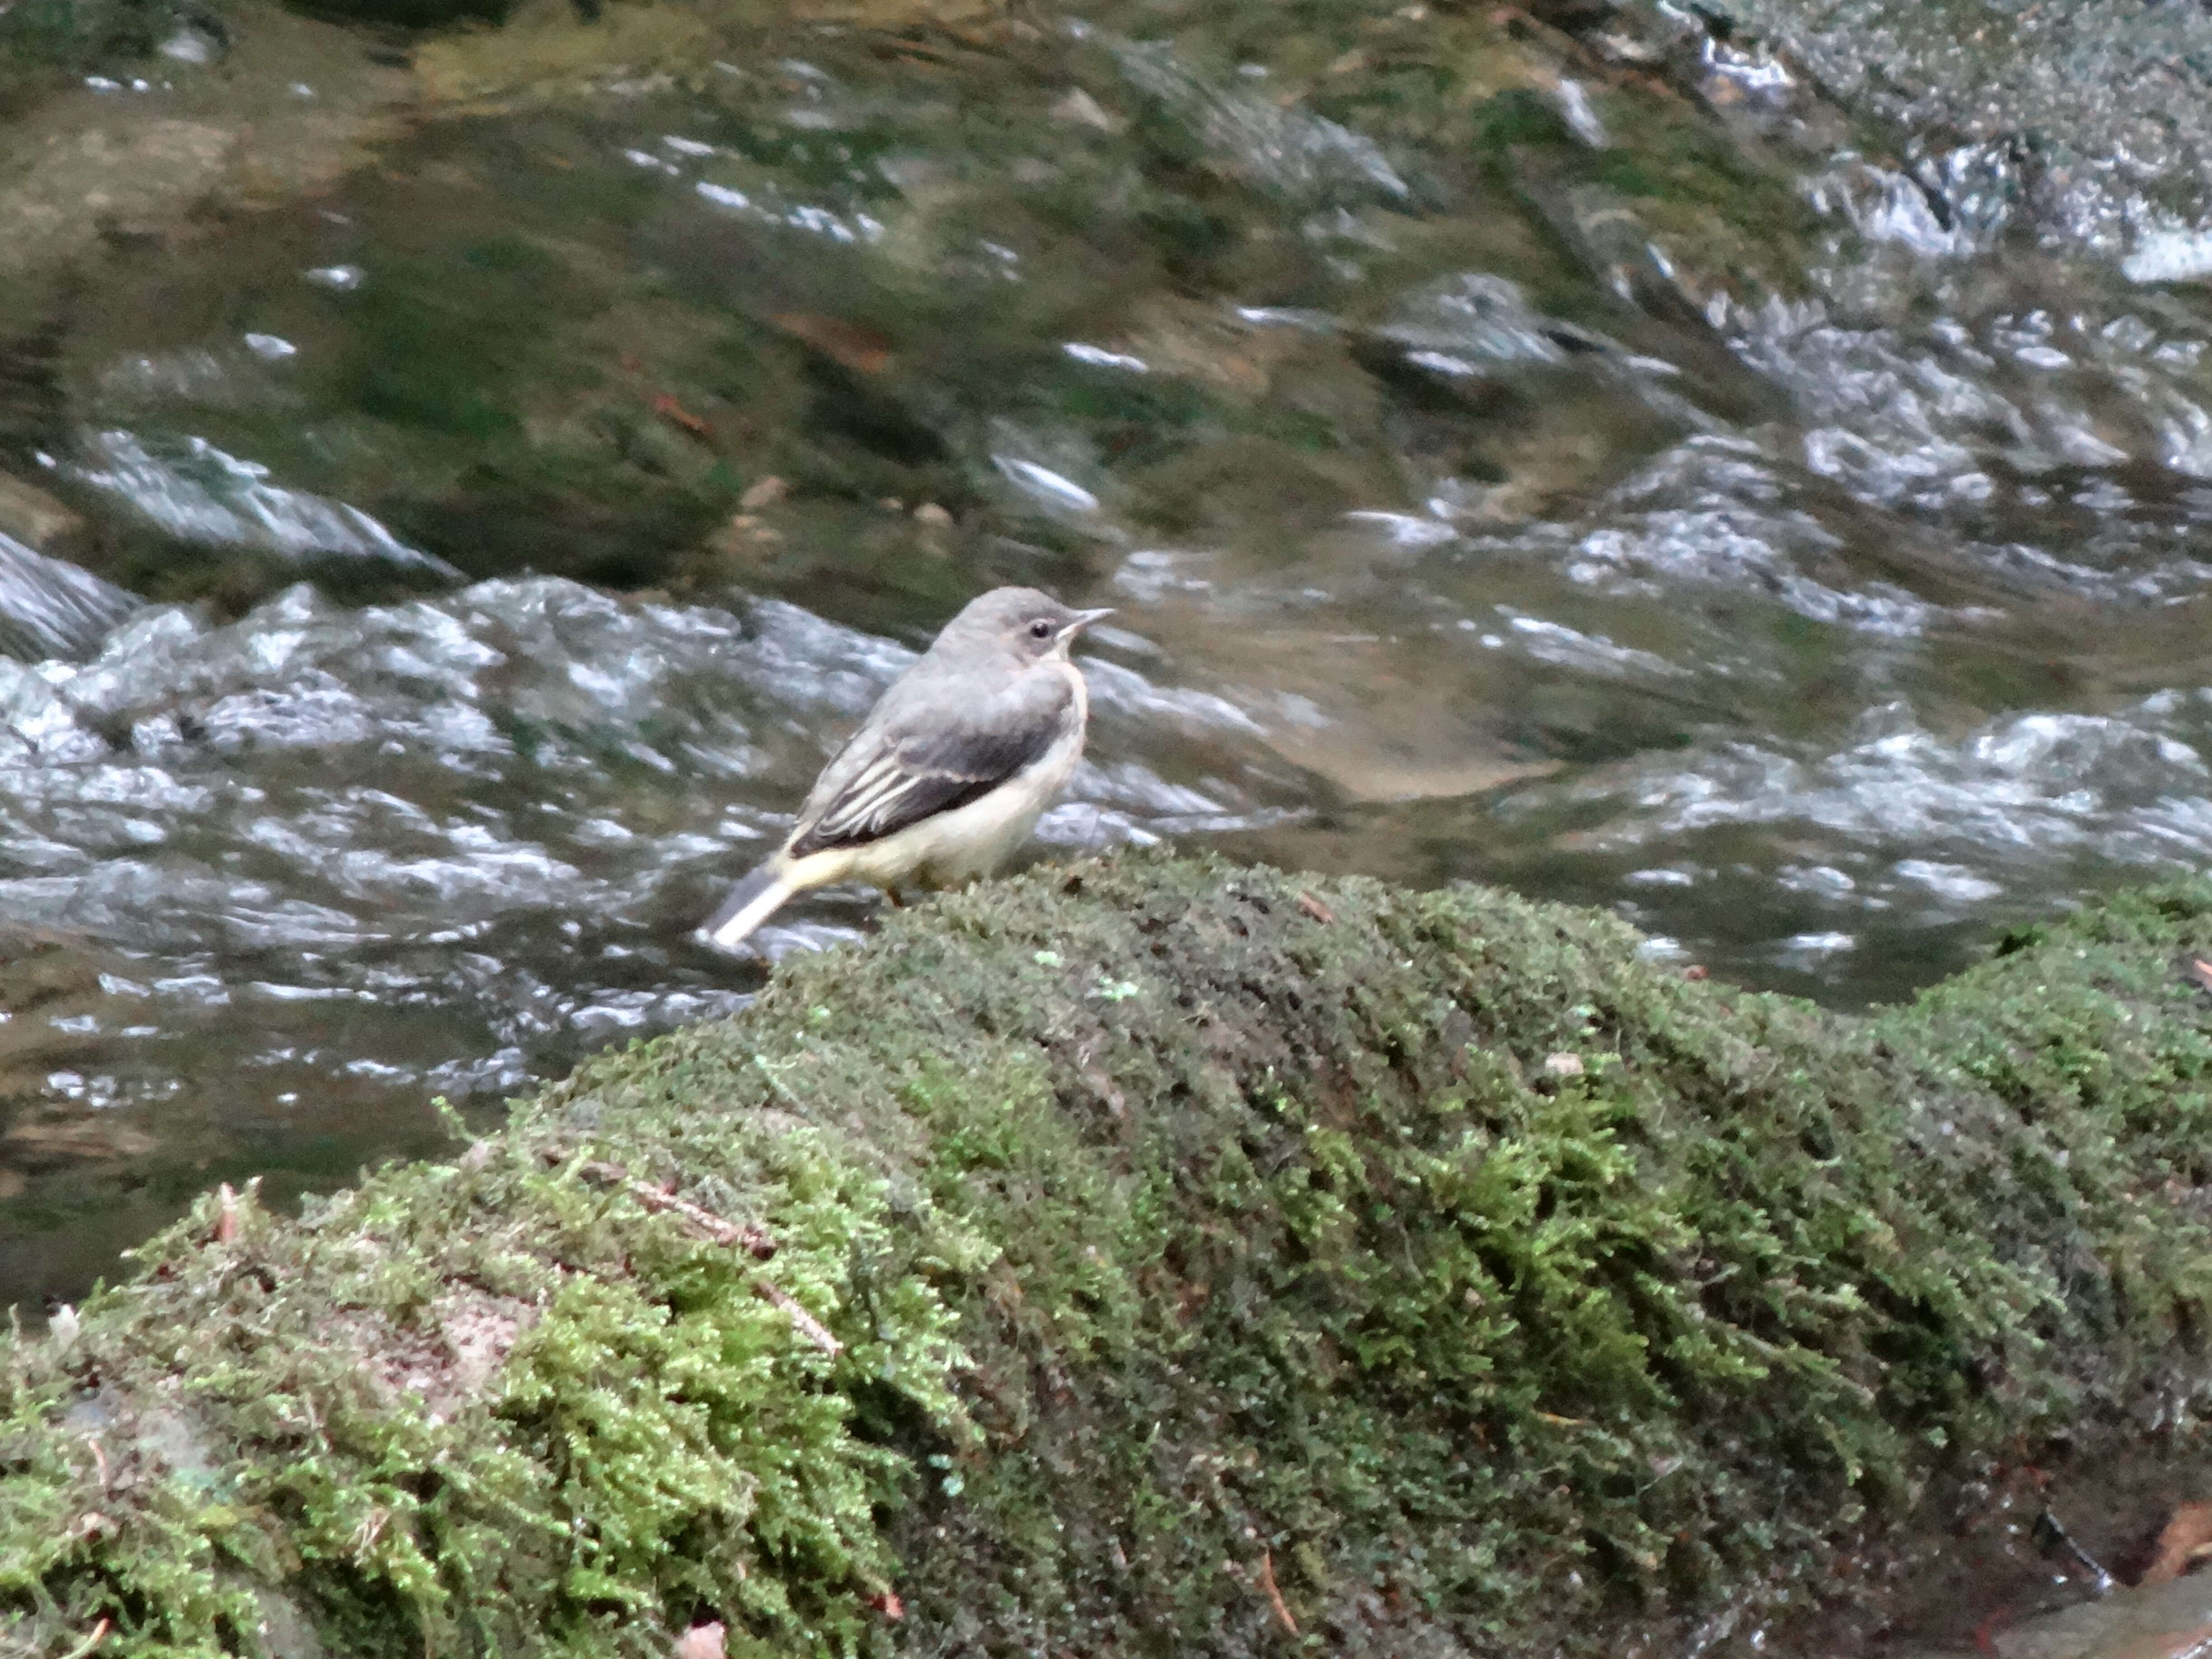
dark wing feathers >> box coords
[787,694,1065,858]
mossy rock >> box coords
[4,853,2212,1657]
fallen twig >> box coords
[576,1161,777,1260]
[752,1279,844,1359]
[544,1150,841,1357]
[60,1617,111,1659]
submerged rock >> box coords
[3,853,2212,1656]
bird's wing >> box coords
[787,670,1072,858]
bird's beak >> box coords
[1059,607,1114,642]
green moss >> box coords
[6,855,2212,1656]
[0,1122,964,1658]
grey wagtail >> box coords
[700,586,1112,953]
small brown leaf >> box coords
[868,1590,904,1621]
[2140,1500,2212,1586]
[739,475,788,510]
[1682,965,1709,982]
[672,1621,726,1659]
[214,1183,240,1244]
[1256,1551,1297,1635]
[652,393,714,440]
[1295,891,1335,924]
[771,312,893,375]
[2185,958,2212,994]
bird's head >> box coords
[949,586,1114,663]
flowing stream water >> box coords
[4,0,2212,1369]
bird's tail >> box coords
[699,861,797,953]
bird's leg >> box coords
[886,886,907,909]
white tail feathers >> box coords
[699,863,797,953]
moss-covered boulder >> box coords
[5,854,2212,1657]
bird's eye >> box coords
[1029,619,1054,640]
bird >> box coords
[699,586,1113,953]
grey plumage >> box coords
[701,587,1111,954]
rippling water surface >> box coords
[9,0,2212,1315]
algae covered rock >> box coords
[4,854,2212,1657]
